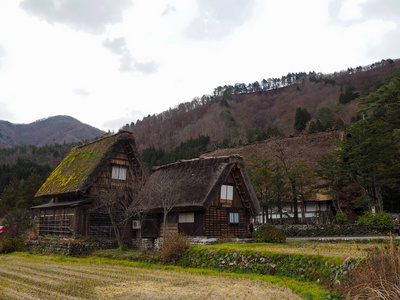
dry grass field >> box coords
[0,253,302,300]
[214,240,382,258]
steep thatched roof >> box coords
[35,131,142,198]
[141,155,260,214]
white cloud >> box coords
[74,89,90,96]
[0,101,14,121]
[183,0,257,40]
[19,0,132,34]
[103,110,144,131]
[0,44,5,69]
[162,4,176,16]
[103,37,159,75]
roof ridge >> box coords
[73,130,134,150]
[152,154,243,171]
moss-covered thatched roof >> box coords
[35,131,138,198]
[141,155,259,214]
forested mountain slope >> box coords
[0,115,105,148]
[128,59,399,153]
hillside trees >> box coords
[338,85,359,104]
[0,170,45,217]
[308,107,346,133]
[290,160,315,221]
[246,126,284,144]
[247,154,315,224]
[294,107,311,132]
[0,170,46,237]
[141,135,210,172]
[247,156,274,223]
[334,120,399,212]
[315,74,400,213]
[359,76,400,127]
[316,152,346,213]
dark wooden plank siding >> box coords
[141,214,159,238]
[38,207,75,237]
[89,212,115,239]
[205,207,249,237]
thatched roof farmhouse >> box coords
[33,131,146,238]
[140,155,259,238]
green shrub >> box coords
[357,211,393,233]
[253,224,286,243]
[335,212,349,224]
[159,233,190,263]
[0,237,26,254]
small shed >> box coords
[140,155,260,238]
[32,131,146,239]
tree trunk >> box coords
[290,179,299,223]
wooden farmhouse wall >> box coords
[150,170,251,239]
[38,204,90,238]
[85,143,141,239]
[206,172,249,237]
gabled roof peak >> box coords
[73,130,135,150]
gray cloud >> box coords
[328,0,400,26]
[102,37,126,55]
[74,89,90,96]
[162,4,176,16]
[103,110,143,131]
[103,37,158,75]
[183,0,256,40]
[19,0,132,34]
[328,0,400,60]
[0,44,5,69]
[0,100,14,120]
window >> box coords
[220,185,234,200]
[179,212,194,223]
[229,212,239,224]
[112,166,127,180]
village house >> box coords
[32,131,146,239]
[257,191,332,225]
[138,155,260,239]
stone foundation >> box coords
[27,240,118,256]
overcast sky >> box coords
[0,0,399,132]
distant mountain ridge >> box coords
[0,115,105,148]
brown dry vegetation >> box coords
[0,254,301,300]
[130,59,399,152]
[201,130,343,170]
[338,238,400,299]
[217,240,377,259]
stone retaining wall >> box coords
[27,240,118,256]
[180,246,358,285]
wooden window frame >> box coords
[220,185,234,201]
[112,165,127,180]
[229,212,239,224]
[179,212,195,223]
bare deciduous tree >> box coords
[152,179,180,238]
[94,185,148,247]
